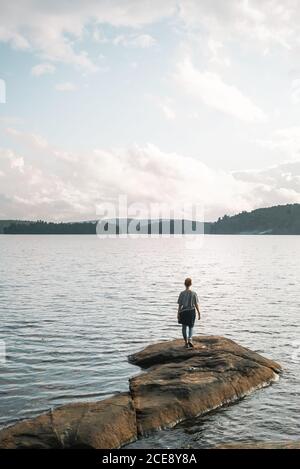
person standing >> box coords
[177,278,201,348]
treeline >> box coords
[4,220,96,234]
[2,204,300,234]
[3,219,209,235]
[0,220,21,234]
[209,203,300,234]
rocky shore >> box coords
[0,335,281,449]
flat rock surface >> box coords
[129,336,281,435]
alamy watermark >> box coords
[0,78,6,103]
[95,196,205,249]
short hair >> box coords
[184,277,192,288]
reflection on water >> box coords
[0,235,299,447]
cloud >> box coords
[257,126,300,159]
[113,33,156,48]
[1,127,299,221]
[2,0,298,56]
[233,160,300,207]
[55,82,77,92]
[31,62,56,76]
[0,0,175,71]
[178,0,300,50]
[207,39,231,67]
[1,1,300,73]
[175,58,267,123]
[5,127,49,148]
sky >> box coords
[1,0,300,222]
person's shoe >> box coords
[188,341,194,348]
[184,342,189,348]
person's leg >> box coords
[182,325,188,346]
[187,310,196,347]
[188,326,194,346]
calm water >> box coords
[0,235,299,448]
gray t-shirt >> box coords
[177,290,199,311]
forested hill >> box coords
[209,203,300,234]
[3,220,97,234]
[1,204,300,234]
[2,219,208,235]
[0,220,23,234]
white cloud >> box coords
[233,160,300,207]
[31,63,56,76]
[257,126,300,159]
[175,58,267,123]
[113,33,156,48]
[0,148,24,172]
[178,0,300,50]
[55,82,77,92]
[207,39,231,67]
[5,128,48,148]
[1,127,299,221]
[1,1,300,72]
[0,0,174,71]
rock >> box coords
[128,335,281,373]
[216,441,300,449]
[0,335,282,449]
[0,393,137,449]
[128,336,281,436]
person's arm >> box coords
[177,293,182,320]
[195,302,201,320]
[177,304,181,321]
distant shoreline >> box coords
[1,203,300,235]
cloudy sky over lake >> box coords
[1,0,300,221]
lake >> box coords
[0,234,299,448]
